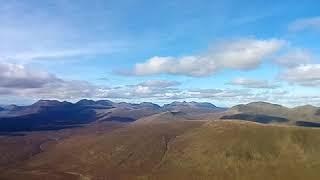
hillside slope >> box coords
[2,120,320,180]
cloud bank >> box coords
[280,64,320,86]
[0,63,60,89]
[130,38,285,77]
[228,77,279,89]
[0,63,318,107]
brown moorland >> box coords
[1,116,320,180]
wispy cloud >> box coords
[274,48,313,67]
[280,64,320,86]
[0,1,129,63]
[137,80,180,88]
[1,42,128,62]
[289,16,320,32]
[228,77,279,89]
[231,14,272,26]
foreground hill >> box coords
[1,119,320,180]
[221,102,320,126]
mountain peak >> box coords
[231,101,286,112]
[95,100,113,106]
[32,100,63,107]
[76,99,97,106]
[294,104,318,109]
[246,101,283,107]
[164,101,217,108]
[138,102,161,109]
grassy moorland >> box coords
[1,119,320,180]
[153,121,320,180]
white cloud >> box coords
[280,64,320,86]
[29,80,100,100]
[0,63,101,99]
[188,88,251,98]
[0,63,60,89]
[138,80,180,88]
[98,80,181,99]
[274,49,313,67]
[130,38,285,77]
[228,77,279,89]
[289,16,320,32]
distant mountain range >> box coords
[221,101,320,127]
[0,100,319,133]
[0,100,224,132]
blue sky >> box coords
[0,0,319,107]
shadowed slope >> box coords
[221,113,290,124]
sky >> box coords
[0,0,319,107]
